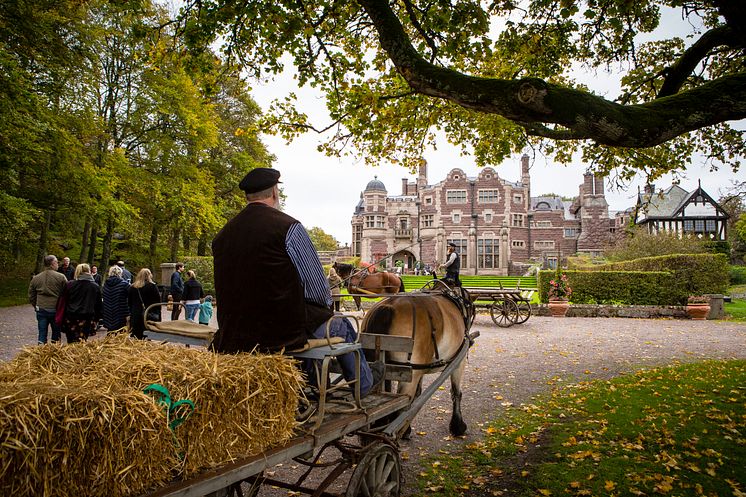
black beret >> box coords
[239,168,281,193]
[448,242,457,248]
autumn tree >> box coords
[307,227,339,252]
[178,0,744,182]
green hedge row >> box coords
[540,253,729,305]
[731,266,746,286]
[538,270,673,305]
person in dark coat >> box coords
[58,257,75,281]
[102,265,130,332]
[59,264,102,343]
[170,263,185,320]
[128,268,161,339]
[182,270,205,321]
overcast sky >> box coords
[247,10,742,246]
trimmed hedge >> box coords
[538,270,673,305]
[545,253,729,305]
[731,265,746,286]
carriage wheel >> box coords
[514,299,532,324]
[346,442,402,497]
[490,299,519,328]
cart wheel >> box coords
[346,442,402,497]
[515,299,532,324]
[490,299,519,327]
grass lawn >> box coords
[417,360,746,497]
[0,277,29,307]
[725,299,746,321]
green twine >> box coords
[144,383,195,460]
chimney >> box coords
[593,174,604,196]
[583,172,593,195]
[521,154,531,201]
[418,159,428,190]
[402,178,408,196]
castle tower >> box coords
[575,172,610,254]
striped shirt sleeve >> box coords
[285,222,332,307]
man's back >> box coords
[212,203,308,352]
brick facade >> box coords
[350,156,612,275]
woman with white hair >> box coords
[102,265,130,332]
[59,263,102,343]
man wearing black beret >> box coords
[211,168,382,396]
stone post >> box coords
[705,294,725,320]
[160,263,177,287]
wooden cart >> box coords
[464,287,535,327]
[137,308,479,497]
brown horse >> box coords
[361,284,475,437]
[332,262,405,311]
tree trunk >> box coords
[35,210,52,273]
[87,224,98,265]
[197,237,207,256]
[149,224,158,269]
[170,227,180,263]
[183,234,191,252]
[79,219,91,264]
[101,216,114,270]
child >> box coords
[199,295,214,326]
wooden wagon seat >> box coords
[146,320,217,340]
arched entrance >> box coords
[392,250,416,274]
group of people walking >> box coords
[28,256,211,345]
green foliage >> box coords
[0,277,31,307]
[730,266,746,286]
[538,270,673,305]
[594,253,730,304]
[179,1,744,179]
[307,227,338,252]
[183,256,215,295]
[605,228,708,262]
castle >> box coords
[350,155,616,275]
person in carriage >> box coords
[441,242,462,287]
[211,167,383,396]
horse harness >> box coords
[386,288,475,371]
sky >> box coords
[247,11,742,247]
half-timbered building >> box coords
[634,182,729,240]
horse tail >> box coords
[364,303,395,335]
[398,276,405,293]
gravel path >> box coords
[2,306,745,496]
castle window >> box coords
[422,214,434,227]
[452,213,461,224]
[425,197,433,205]
[564,228,578,237]
[512,214,524,227]
[365,215,385,228]
[512,240,525,248]
[484,213,493,223]
[513,194,523,204]
[536,221,552,228]
[478,189,499,203]
[477,239,498,268]
[446,190,467,204]
[534,240,555,249]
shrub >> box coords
[730,265,746,285]
[576,253,729,304]
[538,270,674,305]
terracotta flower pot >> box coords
[548,299,570,317]
[686,303,710,320]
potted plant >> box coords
[686,295,711,320]
[547,272,572,317]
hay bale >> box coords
[0,380,177,497]
[0,336,304,494]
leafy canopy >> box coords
[178,0,745,181]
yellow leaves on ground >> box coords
[604,480,616,491]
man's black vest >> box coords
[211,203,330,353]
[448,251,461,273]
